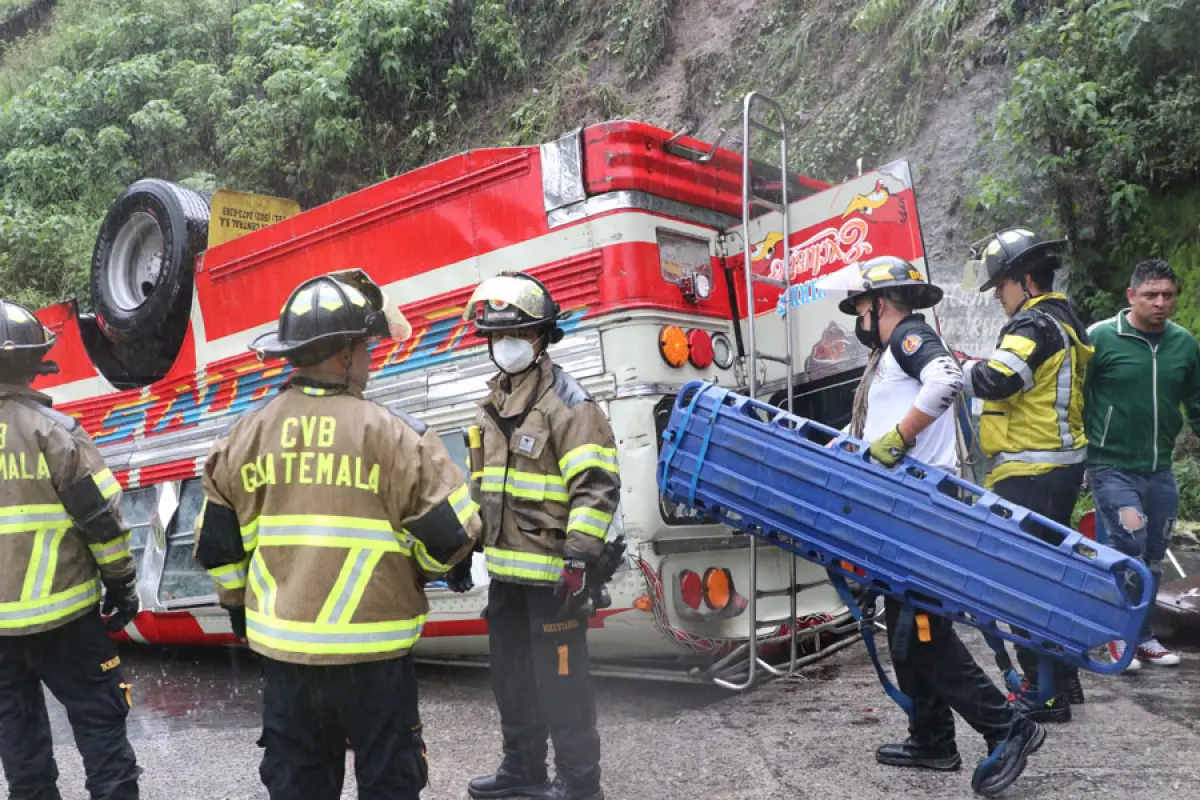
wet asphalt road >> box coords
[6,628,1200,800]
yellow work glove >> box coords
[869,426,912,467]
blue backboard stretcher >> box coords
[657,382,1152,690]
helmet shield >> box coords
[463,275,554,324]
[462,273,564,344]
[327,268,412,342]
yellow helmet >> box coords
[462,272,566,343]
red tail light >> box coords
[678,570,703,609]
[687,329,714,369]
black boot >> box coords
[875,738,961,771]
[1062,673,1085,705]
[468,766,550,799]
[972,718,1046,796]
[1014,692,1071,723]
[541,773,604,800]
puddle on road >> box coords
[43,647,264,746]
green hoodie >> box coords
[1084,310,1200,473]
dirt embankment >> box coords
[0,0,56,48]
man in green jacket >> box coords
[1084,259,1200,670]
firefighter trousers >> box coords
[487,579,601,786]
[992,463,1086,694]
[885,598,1015,751]
[258,655,427,800]
[0,610,140,800]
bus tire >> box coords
[91,179,210,344]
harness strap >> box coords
[828,572,913,720]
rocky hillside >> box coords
[0,0,1196,350]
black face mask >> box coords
[854,300,883,350]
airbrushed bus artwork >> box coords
[33,115,933,684]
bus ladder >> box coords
[711,91,803,691]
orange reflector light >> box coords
[659,325,689,367]
[634,593,654,612]
[703,567,732,610]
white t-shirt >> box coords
[860,316,964,472]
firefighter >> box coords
[963,229,1093,722]
[835,257,1044,797]
[463,273,621,800]
[193,271,480,800]
[0,298,141,800]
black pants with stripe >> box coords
[885,598,1015,751]
[0,610,140,800]
[992,463,1086,696]
[258,655,427,800]
[487,580,601,786]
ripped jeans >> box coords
[1087,465,1178,645]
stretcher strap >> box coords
[982,632,1056,703]
[983,632,1025,696]
[970,713,1019,791]
[657,386,708,491]
[686,395,722,508]
[1036,655,1056,705]
[828,571,913,720]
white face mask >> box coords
[492,336,536,374]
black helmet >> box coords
[973,228,1066,292]
[835,256,943,315]
[250,272,391,365]
[0,299,58,378]
[463,272,566,344]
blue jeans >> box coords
[1087,465,1178,645]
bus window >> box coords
[121,486,156,569]
[781,370,863,432]
[158,479,214,603]
[444,429,470,483]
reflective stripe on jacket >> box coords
[967,294,1093,486]
[474,356,621,585]
[0,387,135,636]
[195,382,481,665]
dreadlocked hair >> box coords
[848,347,885,439]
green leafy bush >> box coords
[971,0,1200,334]
[0,0,573,307]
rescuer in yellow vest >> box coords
[194,270,480,800]
[963,228,1093,724]
[0,298,141,800]
[464,273,621,800]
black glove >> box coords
[101,576,139,633]
[445,559,474,593]
[554,557,590,618]
[223,605,247,640]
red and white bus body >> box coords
[33,122,930,682]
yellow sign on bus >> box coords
[207,189,302,249]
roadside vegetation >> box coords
[0,0,1196,522]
